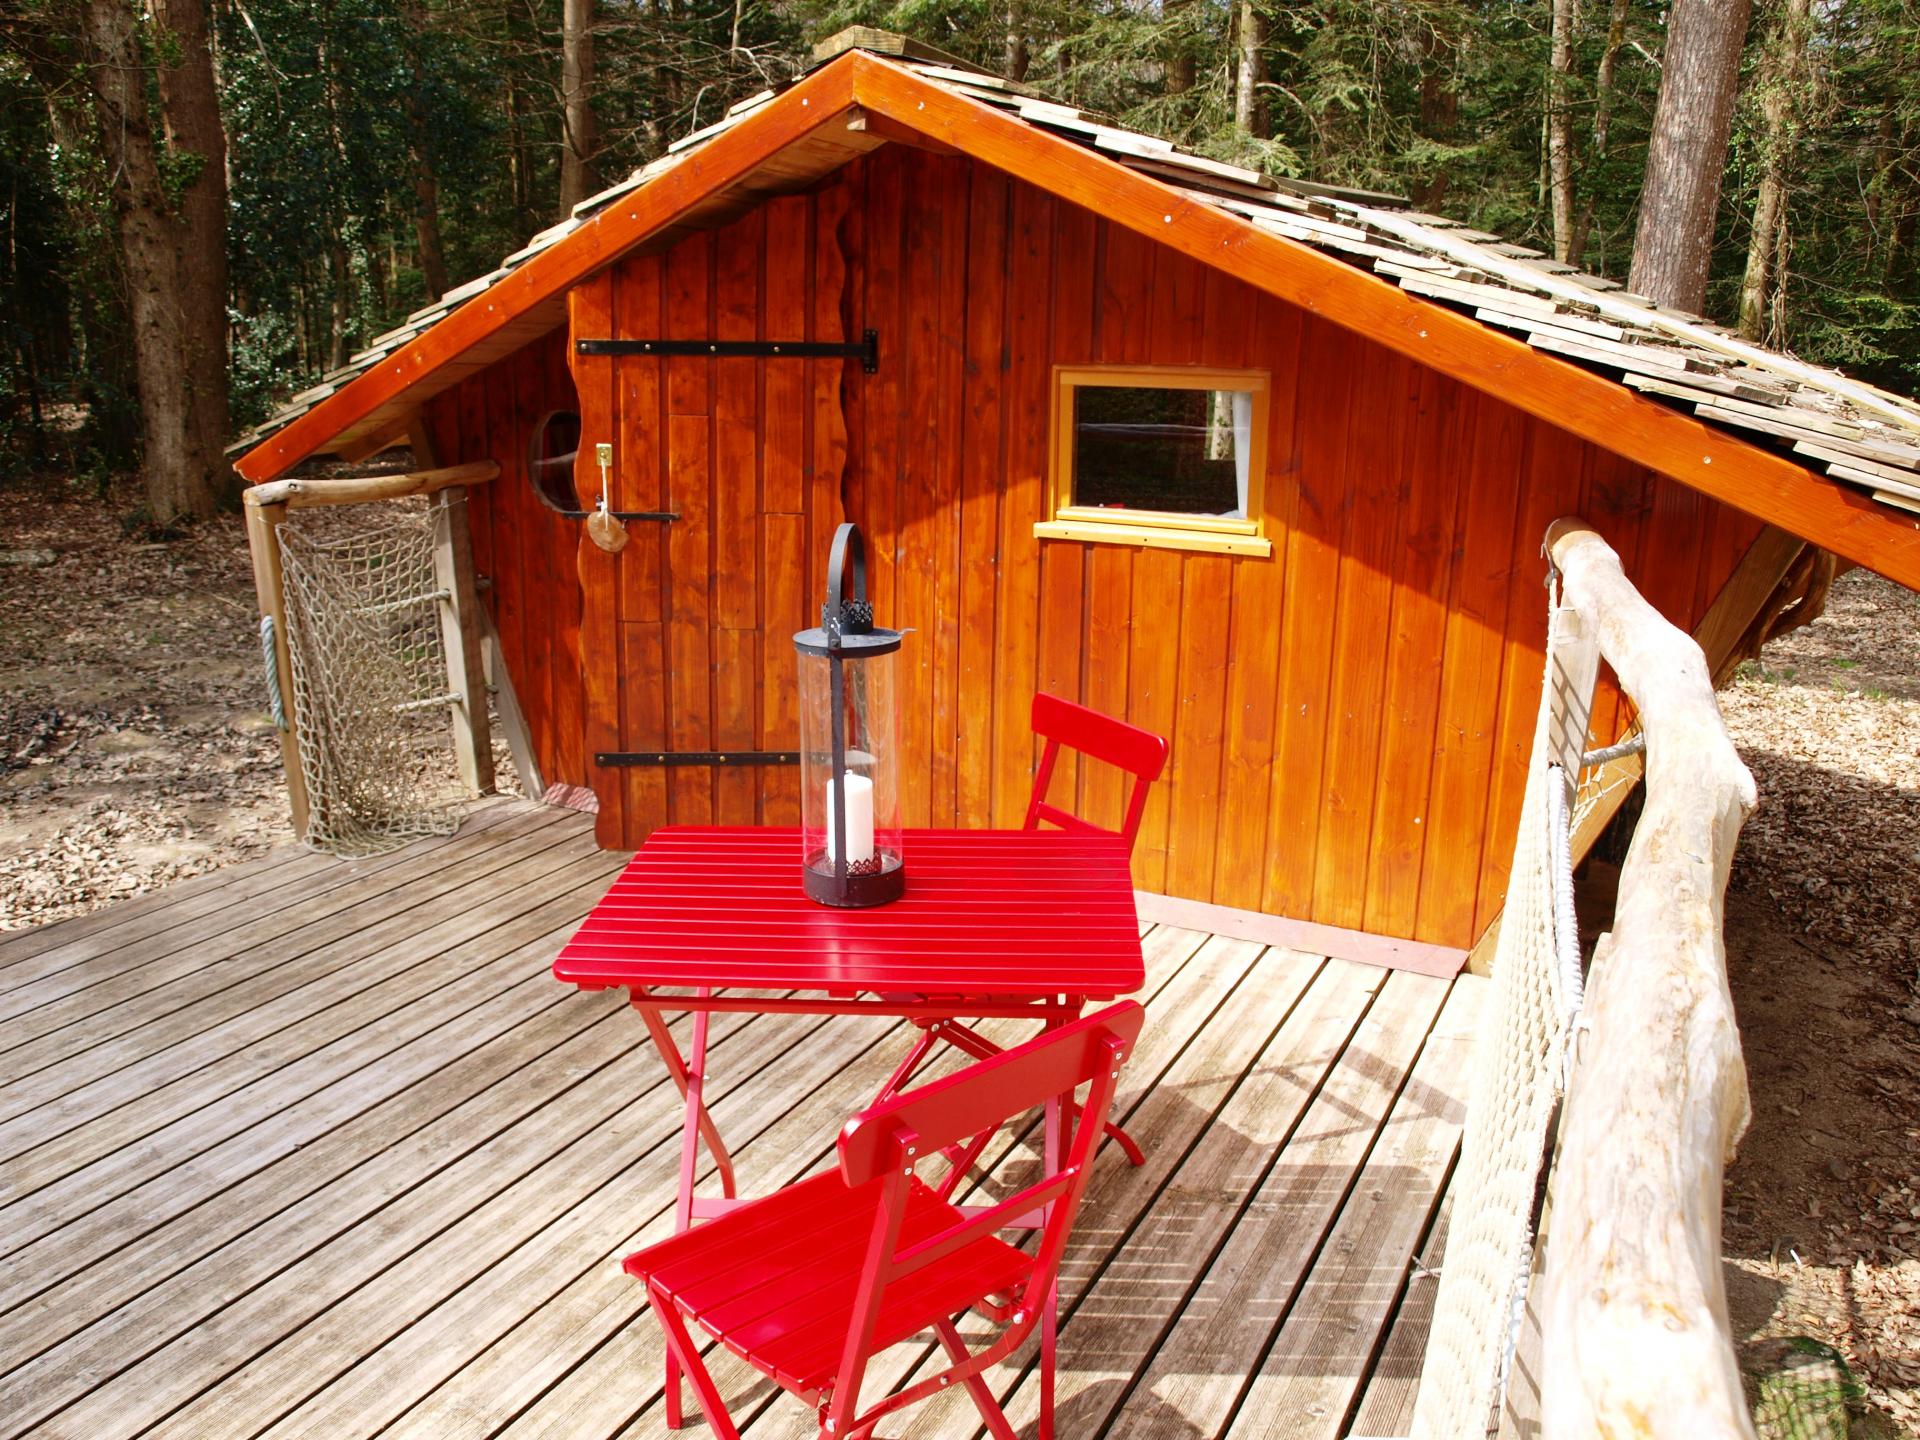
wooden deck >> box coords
[0,798,1481,1440]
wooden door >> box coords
[568,192,853,849]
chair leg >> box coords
[647,1284,740,1440]
[1040,1282,1058,1440]
[934,1319,1018,1440]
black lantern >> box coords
[794,524,906,906]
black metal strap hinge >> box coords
[576,330,879,374]
[595,750,800,767]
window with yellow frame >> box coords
[1034,365,1272,557]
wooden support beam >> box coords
[430,497,495,798]
[243,461,497,511]
[408,422,494,798]
[1133,891,1468,978]
[242,499,309,840]
[1536,520,1757,1440]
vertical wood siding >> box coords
[428,146,1764,952]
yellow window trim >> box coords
[1034,518,1273,557]
[1037,364,1273,558]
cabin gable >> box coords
[418,148,1765,952]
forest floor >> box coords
[1719,569,1920,1436]
[2,481,1917,1432]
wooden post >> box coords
[1537,519,1758,1440]
[242,494,309,839]
[411,420,495,798]
[432,490,495,796]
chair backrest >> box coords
[1024,692,1169,849]
[827,1003,1143,1427]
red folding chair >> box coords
[880,694,1168,1180]
[626,1002,1143,1440]
[1022,691,1170,848]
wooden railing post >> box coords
[431,490,495,796]
[242,494,309,839]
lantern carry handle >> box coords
[822,522,874,645]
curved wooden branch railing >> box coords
[1538,519,1759,1439]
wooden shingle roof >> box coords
[232,45,1920,586]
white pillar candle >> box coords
[825,773,876,865]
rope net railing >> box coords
[1410,594,1600,1440]
[275,499,463,857]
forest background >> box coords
[2,0,1919,522]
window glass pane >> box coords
[1071,386,1251,518]
[530,411,582,512]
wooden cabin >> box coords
[233,32,1920,965]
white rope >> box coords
[277,501,462,857]
[1413,593,1595,1440]
[1546,764,1584,1025]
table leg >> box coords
[1040,1025,1066,1440]
[633,991,732,1429]
[633,999,738,1201]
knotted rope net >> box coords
[1410,601,1609,1440]
[276,501,462,857]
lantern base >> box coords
[803,848,906,907]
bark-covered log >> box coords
[1630,0,1755,313]
[84,0,232,522]
[1538,520,1758,1440]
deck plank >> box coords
[1224,977,1480,1438]
[0,802,565,1065]
[1100,969,1455,1440]
[1347,1181,1454,1437]
[0,809,1483,1440]
[920,954,1392,1440]
[0,841,615,1197]
[0,798,530,1002]
[0,870,625,1339]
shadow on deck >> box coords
[0,798,1481,1440]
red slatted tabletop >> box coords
[553,826,1145,1003]
[553,825,1146,1408]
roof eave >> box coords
[237,48,1920,591]
[841,55,1920,589]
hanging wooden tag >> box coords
[587,507,629,553]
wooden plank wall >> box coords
[835,147,1761,949]
[425,145,1763,952]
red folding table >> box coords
[551,824,1144,1422]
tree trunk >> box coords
[83,0,231,522]
[1235,0,1269,138]
[1005,0,1029,83]
[1738,0,1813,341]
[1629,0,1755,313]
[1413,21,1458,210]
[328,233,351,371]
[558,0,596,215]
[1570,0,1630,265]
[401,0,450,299]
[1166,0,1196,94]
[1548,0,1579,262]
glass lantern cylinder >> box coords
[795,524,906,906]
